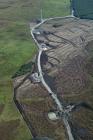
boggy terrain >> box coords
[14,17,93,140]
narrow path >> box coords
[31,16,74,140]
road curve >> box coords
[38,49,64,112]
[31,16,74,140]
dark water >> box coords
[71,0,93,19]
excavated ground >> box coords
[14,17,93,140]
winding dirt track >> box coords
[31,16,74,140]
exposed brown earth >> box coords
[15,78,67,140]
[14,17,93,140]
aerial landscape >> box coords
[0,0,93,140]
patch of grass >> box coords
[15,119,31,140]
[0,102,20,121]
[12,61,35,78]
[0,21,36,140]
[43,0,70,18]
[0,0,70,21]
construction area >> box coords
[13,17,93,140]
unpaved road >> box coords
[31,16,74,140]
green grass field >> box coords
[0,0,70,140]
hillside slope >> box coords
[0,0,70,140]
